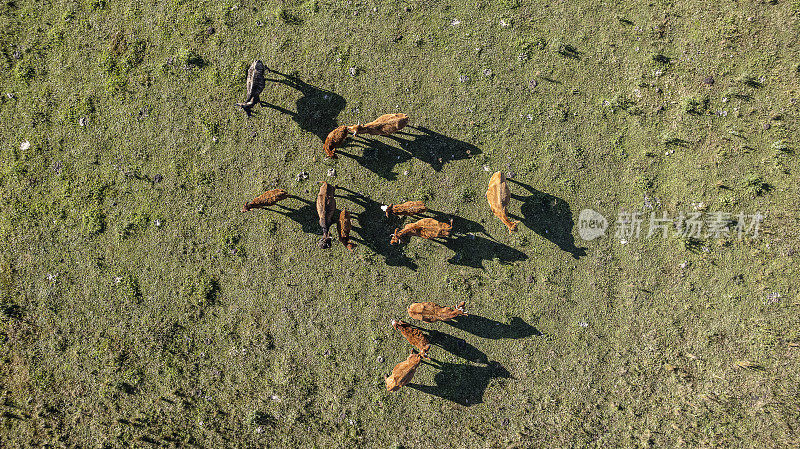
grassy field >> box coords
[1,0,799,447]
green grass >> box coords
[1,0,800,447]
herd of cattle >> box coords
[237,60,521,391]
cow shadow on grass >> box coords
[445,315,542,340]
[261,195,319,236]
[341,125,482,178]
[335,187,417,269]
[426,329,488,364]
[337,139,412,181]
[439,234,528,268]
[387,126,482,171]
[408,359,511,406]
[262,69,346,140]
[508,179,587,259]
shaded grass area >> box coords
[1,0,800,447]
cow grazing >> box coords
[349,113,409,136]
[380,200,427,218]
[236,60,266,116]
[407,301,467,323]
[392,319,430,359]
[385,352,422,392]
[316,182,337,248]
[390,218,452,245]
[338,209,355,250]
[241,188,288,212]
[323,125,350,158]
[486,171,519,233]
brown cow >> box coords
[338,209,355,250]
[390,218,452,245]
[407,301,467,323]
[486,171,519,233]
[385,352,422,392]
[316,182,337,248]
[349,113,409,136]
[323,125,350,158]
[241,188,288,212]
[381,200,427,218]
[392,319,430,359]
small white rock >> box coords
[483,165,490,172]
[20,140,30,151]
[451,18,461,26]
[327,168,336,177]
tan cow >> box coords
[338,209,355,250]
[381,200,427,218]
[241,189,289,212]
[407,301,467,323]
[316,182,337,248]
[390,218,452,245]
[385,352,422,392]
[349,113,409,136]
[486,171,519,233]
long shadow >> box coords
[384,126,482,171]
[265,196,318,235]
[439,234,528,268]
[426,329,488,364]
[335,187,417,269]
[262,69,346,140]
[337,138,412,181]
[408,359,511,406]
[445,315,542,340]
[508,179,587,259]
